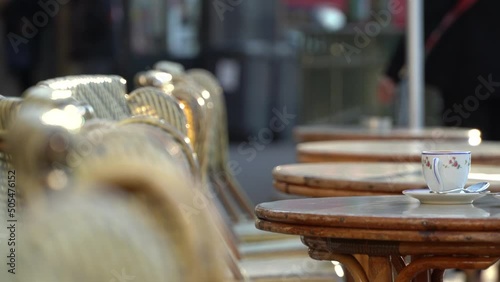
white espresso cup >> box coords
[421,150,471,193]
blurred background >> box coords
[0,0,408,204]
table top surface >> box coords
[297,140,500,164]
[273,162,500,194]
[255,195,500,242]
[294,125,474,142]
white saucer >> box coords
[402,189,487,205]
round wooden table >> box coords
[297,140,500,165]
[294,125,476,143]
[273,162,500,197]
[256,195,500,282]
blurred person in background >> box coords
[378,0,500,141]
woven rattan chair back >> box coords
[0,95,21,154]
[0,96,21,229]
[187,69,255,222]
[0,95,22,132]
[135,71,210,180]
[37,75,130,120]
[169,82,213,181]
[134,70,199,144]
[127,86,189,137]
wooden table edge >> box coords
[255,218,500,244]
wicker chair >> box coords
[72,121,241,280]
[7,88,96,204]
[186,69,256,222]
[9,73,342,281]
[4,98,232,279]
[0,96,22,237]
[135,70,215,183]
[0,95,22,153]
[0,95,22,133]
[11,157,226,282]
[36,75,130,120]
[127,86,189,137]
[74,116,341,282]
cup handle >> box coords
[432,157,444,191]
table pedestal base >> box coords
[304,237,500,282]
